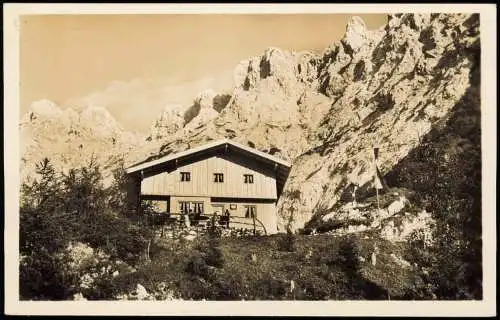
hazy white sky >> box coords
[20,14,387,131]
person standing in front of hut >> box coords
[184,211,191,229]
[224,209,231,228]
[210,211,217,235]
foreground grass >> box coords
[111,233,420,300]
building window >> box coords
[179,201,204,214]
[244,174,254,184]
[147,200,168,214]
[244,205,257,219]
[180,172,191,182]
[179,201,187,213]
[214,173,224,183]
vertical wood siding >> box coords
[141,153,278,199]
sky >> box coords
[20,14,387,131]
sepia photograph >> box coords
[3,3,497,317]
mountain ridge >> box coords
[20,13,480,236]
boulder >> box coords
[387,196,409,216]
[390,253,412,268]
[136,284,151,300]
[72,293,87,301]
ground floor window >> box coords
[144,200,168,213]
[179,201,204,214]
[244,205,257,218]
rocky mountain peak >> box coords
[345,16,367,39]
[20,100,146,186]
[22,99,63,123]
[79,105,122,134]
[194,89,218,109]
[142,13,479,234]
[148,104,186,141]
[145,88,233,143]
[20,13,480,237]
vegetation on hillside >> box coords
[104,233,417,300]
[19,157,147,300]
[20,76,482,303]
[298,42,482,300]
[386,84,482,299]
[18,158,421,300]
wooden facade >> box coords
[126,139,291,234]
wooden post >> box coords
[137,171,144,219]
[252,214,256,235]
[161,214,165,238]
[146,239,151,261]
[211,212,216,235]
[137,195,142,218]
[373,146,381,216]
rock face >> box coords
[20,13,480,234]
[147,104,185,140]
[141,13,480,232]
[313,188,435,243]
[183,89,222,133]
[277,13,479,231]
[19,100,145,186]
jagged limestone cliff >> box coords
[20,13,480,235]
[138,13,480,232]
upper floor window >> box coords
[180,171,191,182]
[214,173,224,183]
[244,174,254,184]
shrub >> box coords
[383,82,482,299]
[253,276,288,300]
[205,241,224,268]
[397,272,435,300]
[194,235,225,269]
[176,276,212,300]
[185,251,212,280]
[299,227,313,235]
[316,219,349,233]
[351,277,389,300]
[211,272,246,300]
[403,229,433,268]
[107,159,141,219]
[336,235,361,277]
[81,270,117,300]
[296,273,332,300]
[19,157,149,300]
[19,248,78,300]
[275,229,297,252]
[80,212,146,265]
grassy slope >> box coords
[113,233,418,300]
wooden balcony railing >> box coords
[143,211,267,235]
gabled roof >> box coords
[126,138,292,174]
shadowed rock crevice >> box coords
[212,94,232,113]
[183,103,201,125]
